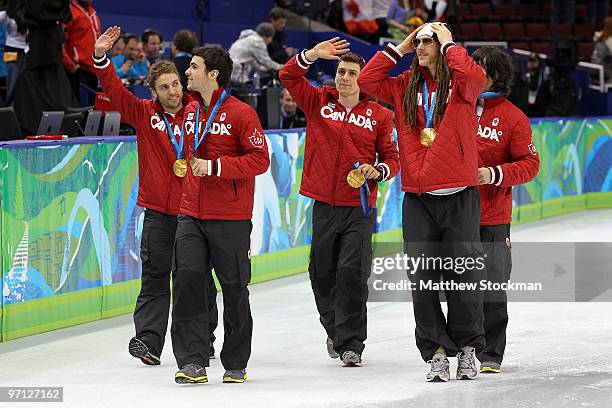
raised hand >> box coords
[430,23,453,45]
[95,26,121,58]
[397,23,425,55]
[305,37,350,62]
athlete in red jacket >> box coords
[93,26,218,367]
[171,46,269,385]
[471,46,540,374]
[280,40,400,366]
[359,23,486,381]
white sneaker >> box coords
[426,353,450,382]
[457,346,478,380]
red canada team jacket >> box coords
[279,52,400,207]
[358,43,486,193]
[94,53,196,216]
[62,0,101,74]
[179,88,270,220]
[476,97,540,225]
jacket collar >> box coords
[323,86,371,108]
[192,87,226,112]
[483,96,505,109]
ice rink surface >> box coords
[1,210,611,408]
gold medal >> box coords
[173,159,188,178]
[420,128,436,147]
[347,169,366,188]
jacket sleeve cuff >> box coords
[382,44,402,64]
[296,50,315,70]
[93,54,111,69]
[441,42,456,55]
[489,165,504,186]
[376,163,390,182]
[214,158,222,177]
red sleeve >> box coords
[93,54,149,126]
[490,115,540,188]
[443,44,486,103]
[357,44,411,106]
[278,51,322,116]
[375,108,400,181]
[216,106,270,179]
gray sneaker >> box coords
[327,337,339,359]
[480,361,501,374]
[457,346,478,380]
[341,350,362,367]
[223,369,247,383]
[426,353,450,382]
[175,363,208,384]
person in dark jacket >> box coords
[171,29,197,90]
[472,46,540,374]
[268,7,294,64]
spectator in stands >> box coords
[591,17,612,82]
[109,33,124,58]
[551,0,575,24]
[525,53,546,117]
[268,7,294,64]
[387,0,427,40]
[588,0,609,28]
[62,0,101,101]
[279,87,306,129]
[422,0,447,22]
[1,6,26,100]
[112,34,149,80]
[171,29,197,90]
[142,29,162,64]
[372,0,392,42]
[229,22,282,85]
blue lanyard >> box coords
[423,80,437,128]
[162,114,185,160]
[354,162,371,215]
[194,89,229,153]
[175,52,192,58]
[479,91,501,99]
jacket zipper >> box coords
[232,180,238,200]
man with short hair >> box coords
[268,7,294,64]
[228,22,282,84]
[142,29,162,64]
[171,46,270,384]
[112,34,148,79]
[279,87,306,129]
[171,29,197,89]
[280,39,400,366]
[93,26,210,366]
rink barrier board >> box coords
[1,117,611,341]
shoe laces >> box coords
[429,356,448,373]
[458,348,474,369]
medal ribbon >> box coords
[476,92,501,122]
[354,162,371,215]
[193,89,229,155]
[422,80,437,129]
[162,114,185,160]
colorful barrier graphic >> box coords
[1,117,611,340]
